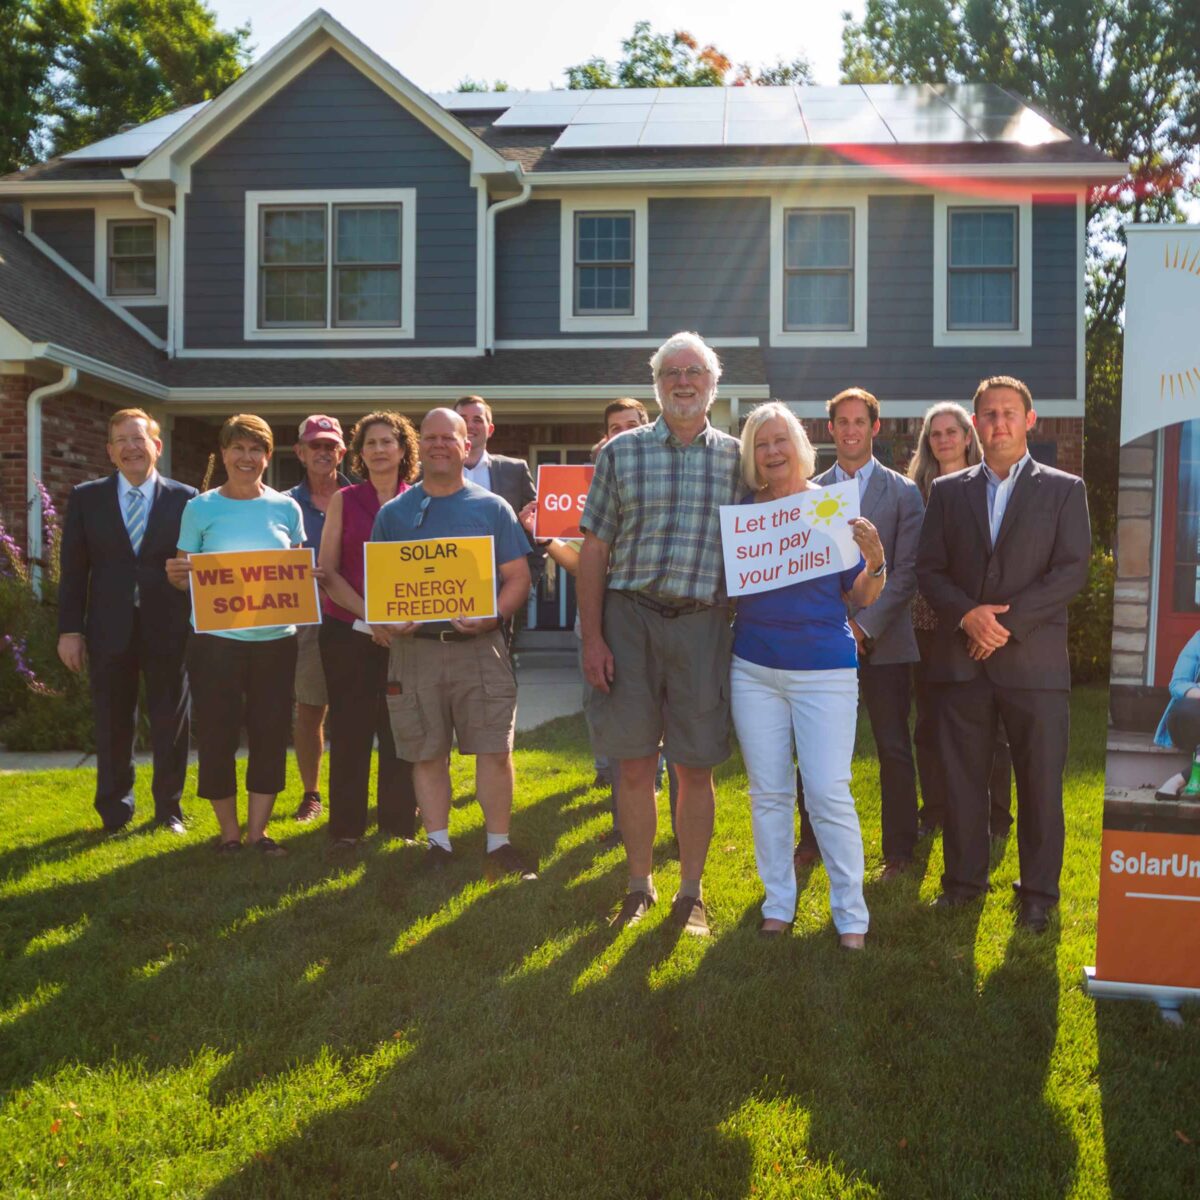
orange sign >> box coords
[534,464,594,540]
[1095,828,1200,989]
[189,548,320,633]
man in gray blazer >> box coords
[917,376,1090,932]
[795,387,925,877]
[455,395,544,585]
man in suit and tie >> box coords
[794,388,925,879]
[57,408,197,834]
[454,395,544,586]
[917,376,1090,931]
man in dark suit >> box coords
[795,388,925,879]
[57,408,197,834]
[454,395,544,585]
[917,376,1091,932]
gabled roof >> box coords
[129,9,514,186]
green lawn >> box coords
[1,686,1196,1199]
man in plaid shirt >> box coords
[579,331,741,936]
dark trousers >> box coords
[1165,695,1200,752]
[796,660,919,861]
[913,630,1012,835]
[187,633,297,800]
[89,611,189,828]
[935,675,1069,904]
[320,619,416,839]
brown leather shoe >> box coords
[880,857,912,882]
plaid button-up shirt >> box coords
[580,415,742,605]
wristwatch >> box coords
[868,560,887,578]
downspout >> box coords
[27,366,78,597]
[131,185,176,358]
[485,173,532,353]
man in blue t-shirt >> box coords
[371,407,535,880]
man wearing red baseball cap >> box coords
[286,414,352,822]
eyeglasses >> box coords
[413,495,432,529]
[658,365,709,382]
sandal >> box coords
[214,839,243,855]
[251,835,288,857]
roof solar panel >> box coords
[653,86,730,104]
[509,90,587,107]
[795,85,862,103]
[645,101,727,123]
[63,102,209,159]
[726,85,798,105]
[971,112,1068,145]
[572,104,652,125]
[638,122,725,146]
[726,100,802,122]
[881,114,982,143]
[725,121,810,146]
[805,114,896,144]
[580,88,661,105]
[553,123,644,149]
[492,105,582,127]
[432,91,520,111]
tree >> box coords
[565,21,741,89]
[0,1,56,172]
[44,0,251,154]
[733,56,815,87]
[839,1,1200,547]
[456,78,510,93]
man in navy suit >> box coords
[917,376,1091,931]
[57,408,197,833]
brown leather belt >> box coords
[413,628,474,643]
[621,591,711,619]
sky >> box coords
[208,0,867,92]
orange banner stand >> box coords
[189,548,320,633]
[534,464,594,540]
[1092,829,1200,991]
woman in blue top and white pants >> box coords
[167,414,306,856]
[731,402,886,947]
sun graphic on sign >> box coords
[804,491,851,527]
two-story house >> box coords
[0,9,1123,629]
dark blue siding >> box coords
[494,196,770,340]
[648,198,769,337]
[184,50,478,350]
[129,306,168,339]
[31,209,93,280]
[765,193,1078,404]
[495,201,559,339]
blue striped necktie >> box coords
[126,487,146,556]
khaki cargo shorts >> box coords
[584,590,733,769]
[386,628,517,761]
[293,623,327,707]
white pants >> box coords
[730,656,869,934]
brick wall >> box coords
[170,415,219,491]
[0,374,32,540]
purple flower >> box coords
[0,518,29,582]
[1,634,62,697]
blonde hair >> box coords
[740,401,816,492]
[907,402,982,499]
[107,407,160,440]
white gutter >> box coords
[484,173,532,352]
[130,184,176,357]
[27,366,77,597]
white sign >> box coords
[1121,225,1200,445]
[720,481,861,597]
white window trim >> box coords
[243,188,417,342]
[558,194,647,333]
[769,193,868,348]
[933,194,1032,347]
[93,200,168,307]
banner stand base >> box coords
[1083,968,1200,1025]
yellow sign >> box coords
[189,548,320,633]
[364,537,496,624]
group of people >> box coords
[56,328,1091,941]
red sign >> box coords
[534,464,594,540]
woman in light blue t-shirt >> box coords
[730,403,886,948]
[167,414,305,857]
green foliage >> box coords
[1084,320,1122,550]
[455,77,510,93]
[0,0,250,167]
[565,20,733,89]
[1069,547,1115,684]
[734,56,815,86]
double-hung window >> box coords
[246,189,416,340]
[947,207,1018,329]
[574,212,634,316]
[107,219,157,297]
[783,208,854,330]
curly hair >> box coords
[348,411,419,482]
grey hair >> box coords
[740,401,816,492]
[649,331,722,408]
[907,401,981,499]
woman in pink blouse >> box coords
[318,411,421,851]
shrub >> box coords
[1069,547,1115,685]
[0,489,95,752]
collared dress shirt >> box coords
[982,451,1032,547]
[464,453,492,490]
[117,470,157,605]
[831,456,876,501]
